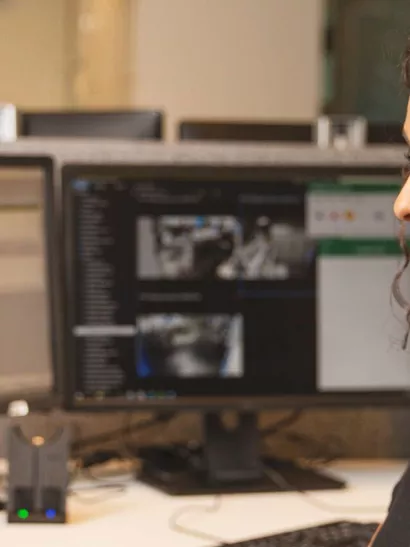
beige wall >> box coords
[0,0,69,109]
[72,0,133,108]
[133,0,325,139]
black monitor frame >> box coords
[61,162,408,412]
[179,120,404,146]
[0,155,60,406]
[19,110,164,141]
[179,120,312,142]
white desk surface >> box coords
[0,460,406,547]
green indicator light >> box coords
[17,508,29,520]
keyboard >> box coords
[222,521,379,546]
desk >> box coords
[0,460,406,547]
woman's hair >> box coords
[391,39,410,349]
[403,38,410,90]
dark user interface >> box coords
[68,177,316,403]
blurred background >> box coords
[1,0,410,460]
[1,0,409,138]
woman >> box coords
[369,39,410,547]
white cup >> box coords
[0,104,17,142]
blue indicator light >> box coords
[72,179,90,192]
[45,509,57,519]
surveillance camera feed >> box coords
[136,314,243,378]
[137,215,313,281]
[66,173,408,408]
[0,164,53,401]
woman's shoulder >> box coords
[388,463,410,511]
[372,463,410,546]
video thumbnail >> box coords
[137,216,240,279]
[137,215,314,280]
[226,217,315,280]
[136,314,243,378]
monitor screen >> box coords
[20,111,163,140]
[62,166,408,409]
[0,158,55,402]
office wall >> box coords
[133,0,325,139]
[0,0,69,108]
[71,0,133,108]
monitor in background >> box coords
[61,163,404,494]
[20,110,164,140]
[367,123,403,144]
[179,120,404,145]
[179,120,312,142]
[0,157,58,411]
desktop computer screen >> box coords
[62,164,407,411]
[20,111,164,140]
[0,157,57,406]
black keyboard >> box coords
[222,521,380,546]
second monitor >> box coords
[20,110,164,140]
[61,163,405,494]
[0,156,58,409]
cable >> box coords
[69,483,128,505]
[72,412,175,456]
[83,466,134,486]
[121,413,138,457]
[261,409,347,466]
[260,409,304,439]
[267,431,347,466]
[263,466,386,515]
[72,412,173,453]
[168,496,229,546]
[68,462,131,504]
[81,450,124,469]
[119,412,171,458]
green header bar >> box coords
[319,239,406,256]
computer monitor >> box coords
[179,120,404,146]
[61,162,405,493]
[179,120,312,142]
[20,110,164,140]
[367,123,403,144]
[0,156,58,410]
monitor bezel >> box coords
[19,110,164,140]
[61,162,409,412]
[0,155,59,405]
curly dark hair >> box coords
[391,40,410,349]
[403,38,410,91]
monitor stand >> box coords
[138,411,346,496]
